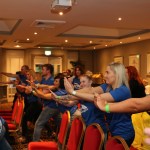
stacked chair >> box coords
[0,99,19,124]
[7,96,24,133]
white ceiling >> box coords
[0,0,150,50]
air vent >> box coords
[32,20,66,28]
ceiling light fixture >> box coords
[14,45,21,48]
[45,50,51,56]
[118,17,122,21]
[59,12,64,15]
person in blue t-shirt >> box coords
[79,75,107,132]
[29,64,61,142]
[68,66,84,90]
[17,69,43,142]
[64,62,135,147]
[53,74,107,134]
[33,73,79,118]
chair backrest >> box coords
[83,123,105,150]
[14,97,24,127]
[67,116,86,150]
[11,99,19,121]
[58,111,70,150]
[105,136,130,150]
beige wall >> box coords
[0,48,94,75]
[94,39,150,80]
[2,39,150,81]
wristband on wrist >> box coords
[105,104,110,113]
[72,90,77,95]
[56,96,61,100]
[31,90,35,95]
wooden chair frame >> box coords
[105,136,130,150]
[83,123,105,150]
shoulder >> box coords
[100,83,108,91]
[110,85,131,102]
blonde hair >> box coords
[108,62,129,89]
[27,69,36,79]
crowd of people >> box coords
[1,62,150,149]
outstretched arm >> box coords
[26,80,56,90]
[64,77,103,102]
[94,95,150,113]
[0,72,18,78]
[32,88,52,100]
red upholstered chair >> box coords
[130,146,138,150]
[28,111,71,150]
[83,123,105,150]
[28,115,86,150]
[105,136,130,150]
[8,97,24,133]
[1,99,19,123]
[66,116,86,150]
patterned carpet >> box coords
[9,129,56,150]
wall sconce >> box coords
[45,50,51,56]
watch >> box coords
[72,90,77,95]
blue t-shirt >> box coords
[19,74,28,85]
[80,101,107,133]
[26,80,40,104]
[100,83,135,140]
[40,76,55,107]
[72,77,80,90]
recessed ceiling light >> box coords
[138,37,141,39]
[27,38,29,41]
[120,41,122,44]
[105,45,108,47]
[118,17,122,21]
[65,40,68,43]
[59,12,63,15]
[14,45,21,48]
[34,32,37,35]
[45,50,51,56]
[89,41,93,44]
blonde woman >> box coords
[64,62,135,147]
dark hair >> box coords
[66,69,71,74]
[42,64,54,74]
[74,66,84,76]
[54,73,65,89]
[22,65,29,71]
